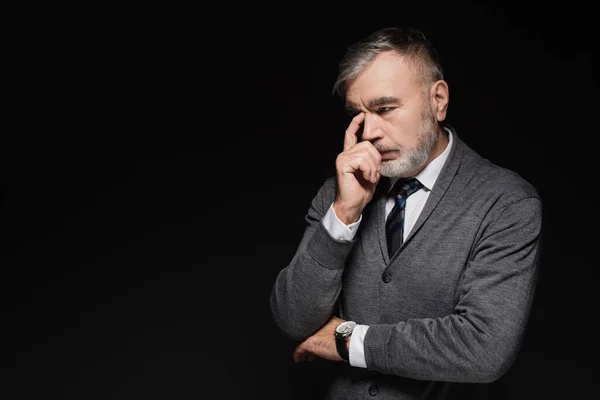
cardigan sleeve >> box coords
[269,177,357,342]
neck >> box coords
[429,124,449,161]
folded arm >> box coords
[365,197,542,383]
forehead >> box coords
[345,51,421,105]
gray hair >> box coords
[332,27,444,99]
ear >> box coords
[430,80,449,121]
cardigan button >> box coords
[382,272,391,283]
[368,383,379,396]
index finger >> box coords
[343,112,365,151]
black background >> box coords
[3,1,598,399]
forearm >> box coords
[364,311,529,383]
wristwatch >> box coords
[334,320,356,361]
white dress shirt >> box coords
[321,129,453,368]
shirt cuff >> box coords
[348,324,369,368]
[322,203,361,242]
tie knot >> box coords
[393,177,423,198]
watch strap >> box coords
[335,334,350,361]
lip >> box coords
[379,150,399,160]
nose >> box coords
[360,113,383,143]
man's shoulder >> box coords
[457,141,541,204]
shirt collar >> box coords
[388,127,453,193]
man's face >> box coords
[344,51,443,178]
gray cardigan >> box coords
[270,127,542,399]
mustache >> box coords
[374,144,401,152]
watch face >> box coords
[336,321,356,335]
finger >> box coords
[360,141,382,181]
[362,141,382,169]
[342,154,376,184]
[344,146,380,183]
[343,113,365,152]
[293,346,303,363]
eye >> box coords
[377,107,393,114]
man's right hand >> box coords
[333,112,382,225]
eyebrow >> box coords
[345,96,401,114]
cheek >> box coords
[386,110,423,146]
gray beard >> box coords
[380,103,439,178]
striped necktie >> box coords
[386,177,423,257]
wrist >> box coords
[332,201,362,225]
[334,320,356,361]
